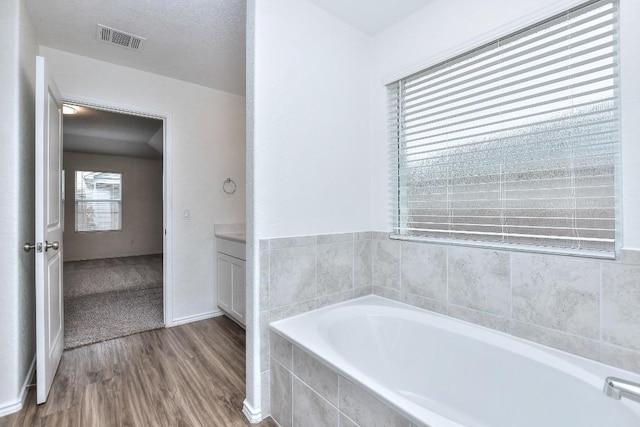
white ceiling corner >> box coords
[306,0,433,35]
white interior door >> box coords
[35,55,64,404]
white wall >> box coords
[63,152,163,261]
[619,0,640,249]
[247,0,373,417]
[41,47,246,323]
[370,0,640,250]
[252,0,372,240]
[0,0,37,415]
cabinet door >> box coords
[217,254,232,312]
[231,259,246,323]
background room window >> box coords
[75,171,122,232]
[388,0,620,257]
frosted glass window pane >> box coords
[388,0,619,257]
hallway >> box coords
[1,316,275,426]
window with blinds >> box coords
[75,171,122,232]
[388,0,620,257]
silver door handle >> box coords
[23,242,44,253]
[45,241,60,251]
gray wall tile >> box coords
[270,246,316,308]
[400,292,447,315]
[511,321,600,360]
[270,299,318,322]
[318,242,354,296]
[448,305,511,333]
[271,236,317,250]
[318,233,355,244]
[339,414,359,427]
[318,290,355,308]
[338,377,409,427]
[353,286,372,298]
[448,247,510,316]
[271,361,293,427]
[401,242,447,301]
[373,286,400,301]
[354,240,372,288]
[293,378,339,427]
[371,231,390,240]
[372,240,400,289]
[260,250,270,311]
[271,332,293,370]
[600,344,640,373]
[261,370,271,417]
[354,231,372,240]
[260,311,270,371]
[512,253,600,339]
[619,249,640,266]
[293,346,339,405]
[602,263,640,351]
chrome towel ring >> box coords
[223,178,237,195]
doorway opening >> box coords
[61,104,166,349]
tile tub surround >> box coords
[259,232,374,414]
[370,234,640,374]
[256,230,640,419]
[269,331,415,427]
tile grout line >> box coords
[599,260,603,362]
[445,246,449,315]
[509,252,513,320]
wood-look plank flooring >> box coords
[1,316,276,427]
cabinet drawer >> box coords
[217,238,246,260]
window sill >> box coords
[388,234,616,260]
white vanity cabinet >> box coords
[216,237,246,327]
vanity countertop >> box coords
[214,231,246,244]
[214,223,246,244]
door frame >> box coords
[60,94,174,326]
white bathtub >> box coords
[270,295,640,427]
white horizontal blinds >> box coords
[388,0,620,255]
[75,171,122,232]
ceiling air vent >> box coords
[96,24,145,51]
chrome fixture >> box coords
[222,178,237,195]
[604,377,640,403]
[45,240,60,251]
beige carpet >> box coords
[64,255,163,349]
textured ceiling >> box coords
[25,0,246,95]
[307,0,432,35]
[25,0,431,96]
[63,106,163,160]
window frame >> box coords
[74,170,123,233]
[387,0,621,259]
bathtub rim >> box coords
[269,295,640,427]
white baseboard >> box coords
[0,354,36,417]
[242,399,263,424]
[170,309,224,327]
